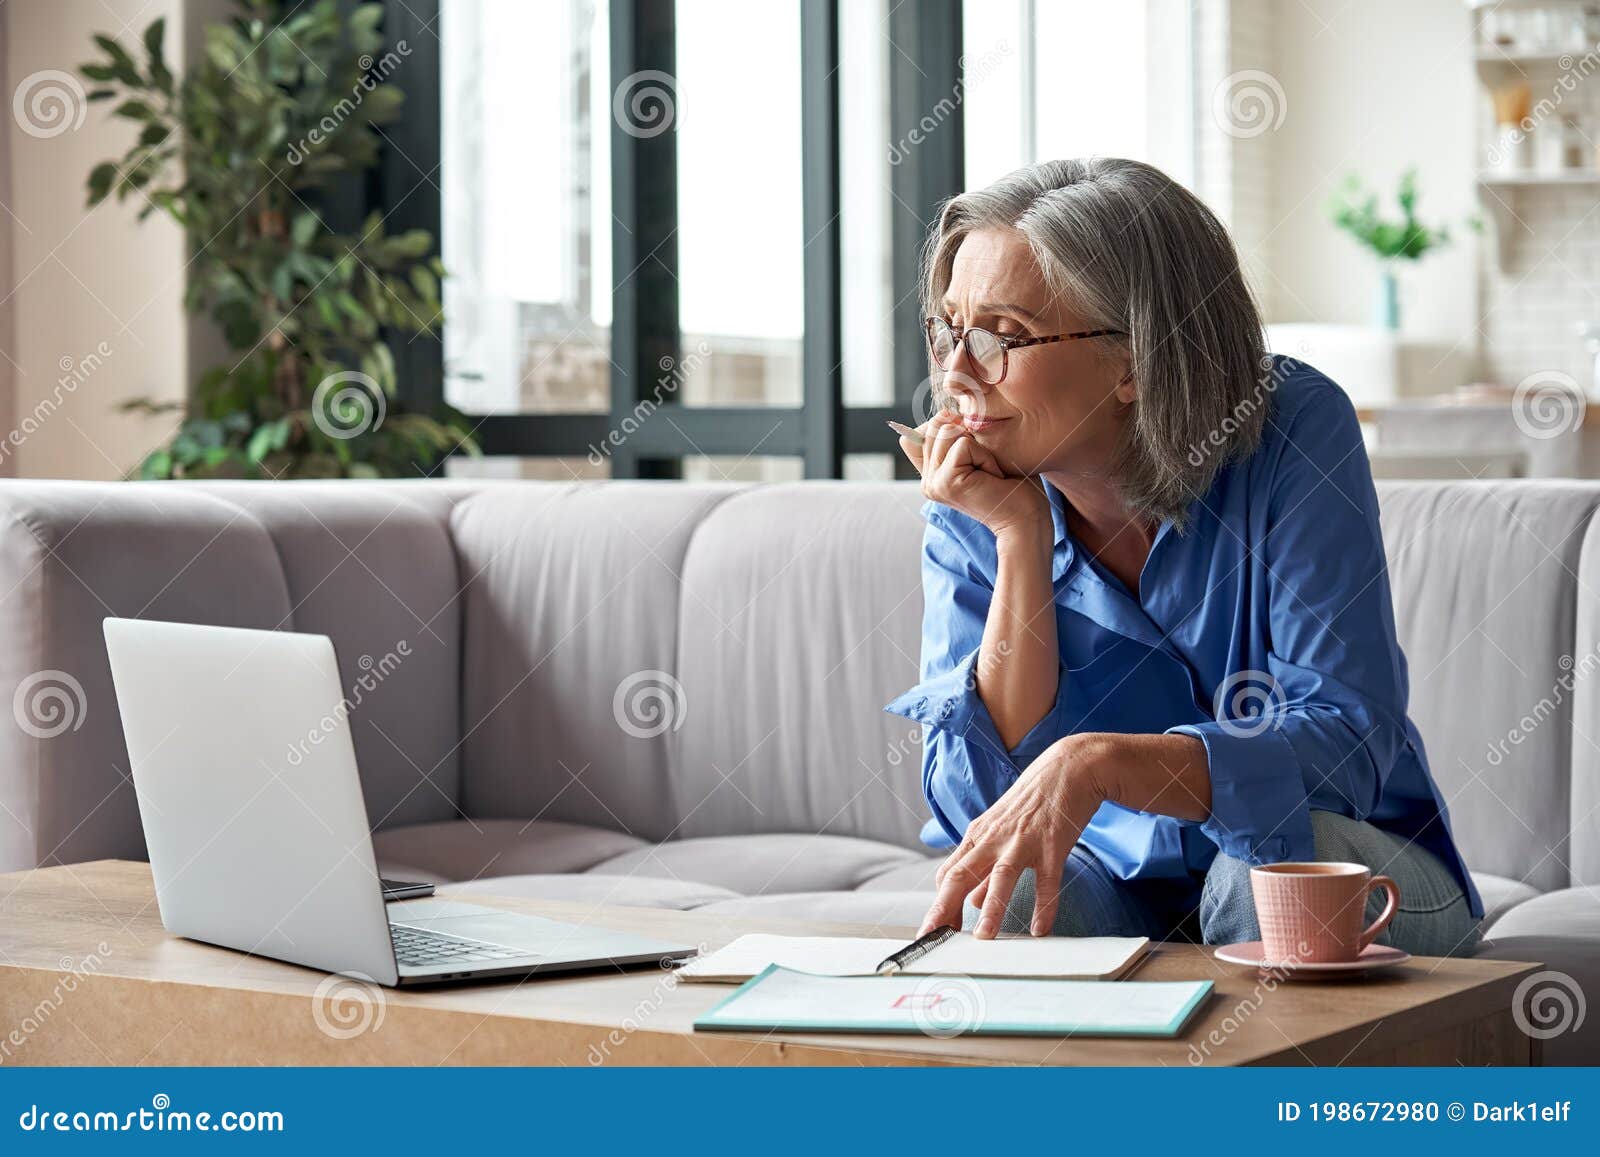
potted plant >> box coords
[79,0,476,479]
[1325,169,1472,332]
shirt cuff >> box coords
[884,650,1067,769]
[1167,721,1315,865]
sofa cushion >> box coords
[693,890,928,932]
[1479,886,1600,1063]
[672,483,931,848]
[1472,872,1542,927]
[196,482,469,831]
[586,833,927,894]
[1378,482,1600,892]
[449,483,738,841]
[372,819,646,881]
[441,873,739,910]
[1482,884,1600,940]
[858,856,941,891]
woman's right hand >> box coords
[897,411,1050,539]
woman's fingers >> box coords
[926,416,964,475]
[896,432,925,476]
[920,844,994,935]
[967,878,989,912]
[974,854,1024,939]
[1030,857,1065,937]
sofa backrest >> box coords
[1,476,1597,890]
[1376,481,1600,891]
[0,480,471,871]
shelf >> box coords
[1478,170,1600,185]
[1474,171,1600,269]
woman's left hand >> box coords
[918,734,1108,938]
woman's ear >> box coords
[1113,369,1137,406]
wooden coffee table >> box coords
[0,861,1541,1066]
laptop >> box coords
[102,617,696,987]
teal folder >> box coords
[693,965,1213,1038]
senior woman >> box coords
[884,157,1482,955]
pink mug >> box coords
[1249,862,1400,964]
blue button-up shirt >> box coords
[884,357,1483,918]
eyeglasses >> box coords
[923,316,1125,386]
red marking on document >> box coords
[890,993,944,1010]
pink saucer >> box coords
[1212,940,1411,979]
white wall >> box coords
[1263,0,1480,348]
[3,0,195,480]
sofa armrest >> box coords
[0,481,293,871]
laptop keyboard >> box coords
[389,922,530,967]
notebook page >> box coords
[696,967,1210,1037]
[677,934,905,980]
[916,933,1148,979]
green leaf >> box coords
[138,122,170,147]
[290,211,320,246]
[385,229,433,258]
[114,99,156,121]
[80,63,121,82]
[140,450,174,480]
[246,421,279,463]
[87,161,118,207]
[143,18,173,93]
[92,34,143,85]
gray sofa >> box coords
[1,477,1597,1062]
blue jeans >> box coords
[963,811,1482,957]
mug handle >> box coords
[1358,875,1401,951]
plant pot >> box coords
[1374,265,1400,331]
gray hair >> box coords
[922,157,1269,527]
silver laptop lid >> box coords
[103,618,399,986]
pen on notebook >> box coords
[875,924,956,975]
[886,420,924,446]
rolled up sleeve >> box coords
[1177,386,1413,866]
[883,504,1067,847]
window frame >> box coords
[381,0,965,479]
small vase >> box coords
[1374,265,1400,331]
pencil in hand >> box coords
[886,420,924,446]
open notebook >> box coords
[694,966,1212,1038]
[676,931,1150,983]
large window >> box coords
[389,1,1190,480]
[963,0,1195,189]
